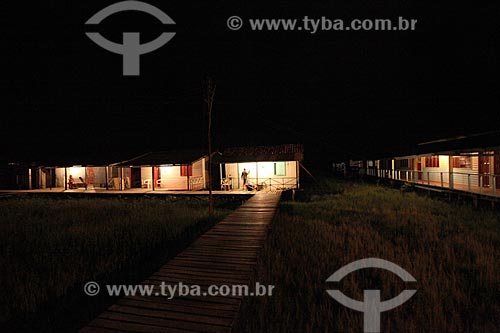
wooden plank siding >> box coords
[79,192,281,333]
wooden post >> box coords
[296,161,300,189]
[448,155,454,189]
[494,176,497,196]
[28,168,32,190]
[105,166,109,190]
[64,167,68,190]
[208,116,213,212]
[152,166,155,191]
[238,164,241,189]
[85,167,88,190]
[206,77,216,215]
[256,162,258,189]
[219,163,223,190]
[120,168,124,191]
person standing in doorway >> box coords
[241,168,249,189]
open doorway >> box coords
[131,168,142,188]
[479,153,491,187]
[494,152,500,189]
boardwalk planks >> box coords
[80,192,281,333]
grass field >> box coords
[236,178,500,332]
[0,195,232,332]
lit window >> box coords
[425,156,440,168]
[274,162,286,176]
[453,156,472,169]
[180,165,192,177]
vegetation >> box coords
[237,178,500,332]
[0,196,231,331]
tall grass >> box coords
[237,180,500,332]
[0,196,230,330]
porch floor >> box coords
[0,188,268,195]
[396,178,499,197]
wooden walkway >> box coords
[80,192,281,333]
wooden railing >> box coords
[366,168,499,197]
[246,177,298,191]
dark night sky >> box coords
[2,1,499,167]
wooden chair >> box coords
[221,178,232,191]
[142,179,152,189]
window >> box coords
[274,162,286,176]
[395,159,409,169]
[453,156,472,169]
[180,165,192,177]
[425,156,440,168]
[379,160,391,169]
[394,159,415,169]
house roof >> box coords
[214,144,304,163]
[113,149,208,167]
[371,131,500,160]
[5,148,147,168]
[415,130,500,156]
[18,155,129,168]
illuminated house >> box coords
[32,164,116,191]
[112,150,208,191]
[215,144,304,190]
[3,155,116,191]
[365,132,500,197]
[3,145,305,192]
[0,162,39,190]
[13,150,208,191]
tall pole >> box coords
[64,167,68,191]
[206,77,216,215]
